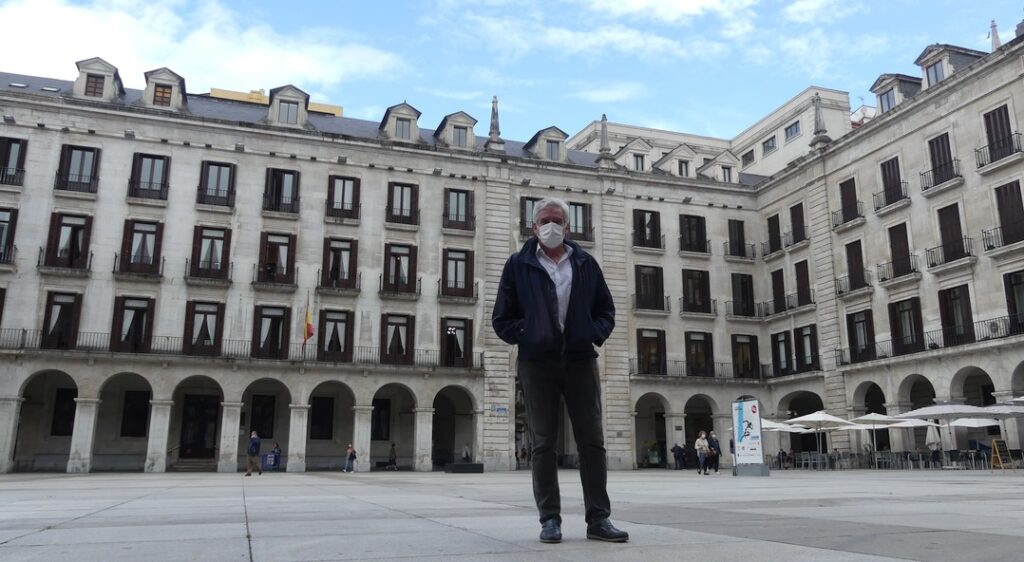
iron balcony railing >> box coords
[127,180,169,200]
[872,180,909,211]
[0,167,24,186]
[762,237,783,256]
[767,355,823,377]
[196,185,235,207]
[263,194,300,214]
[678,297,716,315]
[679,237,711,254]
[54,172,99,193]
[253,263,296,285]
[726,300,763,318]
[439,279,478,299]
[632,231,665,249]
[38,246,92,271]
[723,241,756,259]
[975,132,1023,168]
[187,258,232,281]
[319,270,360,290]
[925,237,974,268]
[327,202,360,220]
[877,254,919,282]
[920,159,961,191]
[570,226,595,243]
[442,212,475,231]
[628,358,770,380]
[631,294,670,312]
[379,274,421,296]
[784,227,808,247]
[982,224,1024,251]
[0,244,15,265]
[835,269,872,295]
[0,329,484,369]
[831,201,865,228]
[386,207,420,226]
[761,290,816,315]
[113,252,164,276]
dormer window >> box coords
[453,126,468,148]
[279,101,298,125]
[879,88,895,113]
[84,74,104,97]
[678,160,689,176]
[926,61,945,87]
[153,84,172,107]
[633,154,645,171]
[722,166,733,183]
[546,140,559,160]
[396,118,411,140]
[785,121,801,140]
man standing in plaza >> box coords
[492,197,629,544]
[245,431,262,476]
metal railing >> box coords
[784,227,808,247]
[725,300,762,318]
[631,294,670,312]
[442,212,475,231]
[835,269,872,295]
[831,201,864,228]
[54,173,99,193]
[982,224,1024,251]
[263,194,300,213]
[38,246,92,271]
[569,226,595,242]
[253,263,296,285]
[679,237,711,254]
[632,231,665,249]
[920,159,961,191]
[196,186,235,207]
[628,358,771,380]
[762,291,816,315]
[327,202,360,220]
[0,244,15,265]
[319,270,360,290]
[379,274,421,296]
[0,167,24,186]
[762,237,783,256]
[873,180,909,211]
[925,237,974,268]
[768,355,823,377]
[127,181,169,200]
[0,328,484,369]
[877,254,919,282]
[723,241,756,259]
[186,258,232,281]
[678,297,716,315]
[439,279,478,299]
[113,252,164,276]
[975,132,1022,168]
[386,208,420,226]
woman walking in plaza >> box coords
[695,431,710,475]
[343,443,357,473]
[707,432,721,475]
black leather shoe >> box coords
[539,519,562,543]
[586,519,629,542]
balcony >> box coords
[761,237,784,260]
[0,167,24,187]
[925,237,976,274]
[252,264,297,291]
[872,181,910,215]
[975,133,1024,173]
[0,328,484,369]
[632,231,665,253]
[678,237,711,258]
[678,297,716,319]
[379,274,421,300]
[835,269,872,299]
[326,202,360,221]
[37,247,92,277]
[631,294,671,315]
[919,159,963,196]
[438,279,478,303]
[185,259,232,286]
[569,226,595,244]
[725,300,764,320]
[723,241,756,261]
[982,224,1024,260]
[628,358,769,380]
[783,227,809,250]
[442,212,475,233]
[0,244,16,270]
[54,173,98,194]
[762,291,817,317]
[113,252,164,281]
[831,202,865,231]
[127,181,169,202]
[317,271,361,296]
[876,255,921,289]
[385,208,420,229]
[262,195,300,214]
[196,186,235,208]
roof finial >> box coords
[991,20,1002,51]
[485,95,505,153]
[596,114,616,168]
[809,92,832,150]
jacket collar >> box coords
[519,237,589,269]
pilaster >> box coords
[287,404,310,473]
[67,398,101,473]
[413,407,435,471]
[144,399,174,473]
[217,401,243,473]
[0,397,24,473]
[352,405,374,472]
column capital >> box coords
[289,404,311,411]
[150,399,174,407]
[413,407,435,414]
[221,401,244,408]
[73,398,101,405]
[0,396,25,404]
[352,405,375,413]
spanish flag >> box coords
[304,291,314,342]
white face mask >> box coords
[537,222,565,249]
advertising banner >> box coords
[732,399,764,465]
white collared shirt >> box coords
[536,244,573,332]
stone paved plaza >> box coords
[1,469,1024,561]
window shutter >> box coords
[809,326,819,369]
[520,197,528,230]
[281,307,292,357]
[162,156,171,188]
[705,333,714,366]
[16,139,27,169]
[632,209,641,241]
[214,302,225,354]
[750,335,760,370]
[349,240,359,288]
[220,228,232,277]
[584,204,592,237]
[293,171,301,202]
[409,245,418,289]
[911,297,924,343]
[326,177,335,209]
[143,298,155,352]
[317,308,327,361]
[227,164,237,196]
[190,226,202,274]
[286,234,297,283]
[351,177,361,210]
[441,249,450,290]
[183,300,195,354]
[888,302,900,351]
[79,216,93,269]
[120,220,132,269]
[466,190,474,225]
[70,293,82,348]
[386,182,395,217]
[44,213,59,265]
[92,148,102,179]
[656,330,667,373]
[465,251,475,297]
[57,145,71,178]
[864,310,876,348]
[198,162,210,195]
[6,208,17,249]
[344,311,354,361]
[251,306,262,355]
[731,335,739,367]
[110,296,125,352]
[383,244,393,287]
[258,232,269,271]
[410,185,419,224]
[443,189,451,219]
[130,153,142,185]
[406,315,416,363]
[152,223,164,273]
[321,238,331,286]
[264,168,273,200]
[464,318,474,366]
[379,314,387,363]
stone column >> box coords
[217,402,243,473]
[884,402,911,452]
[630,411,639,468]
[287,404,310,473]
[0,397,24,473]
[413,407,435,471]
[67,398,100,473]
[712,414,732,466]
[472,409,484,464]
[352,405,373,472]
[144,399,174,473]
[665,413,686,452]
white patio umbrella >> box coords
[784,411,854,454]
[948,418,1000,428]
[897,404,992,451]
[761,419,797,430]
[850,413,902,467]
[1011,396,1024,404]
[764,424,808,433]
[834,423,874,432]
[888,419,939,428]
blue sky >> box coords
[3,0,1023,141]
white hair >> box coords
[532,197,570,225]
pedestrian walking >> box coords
[695,431,709,475]
[270,442,282,471]
[670,443,686,470]
[386,443,398,470]
[245,431,262,476]
[708,432,722,475]
[461,442,472,463]
[343,443,357,473]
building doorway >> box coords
[179,395,219,459]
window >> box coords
[679,214,707,253]
[731,335,759,378]
[794,260,812,306]
[384,244,417,293]
[127,154,169,198]
[442,317,473,367]
[546,139,560,160]
[731,273,755,316]
[767,214,782,253]
[252,305,290,360]
[153,84,172,107]
[784,121,801,140]
[633,154,645,171]
[310,396,334,440]
[771,331,792,376]
[741,150,754,167]
[793,325,819,372]
[677,160,689,176]
[190,227,230,279]
[120,390,151,437]
[444,188,473,229]
[520,197,541,235]
[838,178,859,223]
[879,157,904,208]
[257,233,296,284]
[568,202,592,241]
[761,136,777,155]
[327,176,360,219]
[264,169,300,213]
[879,88,895,113]
[110,297,154,353]
[41,292,81,350]
[721,166,732,183]
[184,301,223,356]
[56,145,99,192]
[983,105,1015,164]
[198,161,235,206]
[371,398,391,440]
[771,269,786,313]
[84,73,104,97]
[887,223,912,278]
[386,182,418,224]
[936,203,966,263]
[119,220,162,274]
[938,285,974,346]
[0,137,27,186]
[684,332,714,377]
[51,387,77,436]
[381,314,415,364]
[637,329,666,375]
[727,219,747,257]
[789,203,806,244]
[318,310,352,362]
[453,126,468,147]
[0,208,18,263]
[847,309,876,363]
[926,61,945,87]
[632,209,661,248]
[442,249,474,297]
[634,265,664,310]
[681,269,711,313]
[250,395,276,439]
[889,297,924,355]
[45,213,91,269]
[278,101,298,124]
[1005,270,1024,332]
[322,238,358,289]
[845,240,866,290]
[994,180,1024,246]
[395,117,411,140]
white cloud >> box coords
[568,82,646,103]
[0,0,404,97]
[418,88,485,101]
[348,105,386,120]
[782,0,864,24]
[578,0,758,24]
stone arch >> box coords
[683,394,716,457]
[777,390,824,453]
[635,392,670,468]
[305,380,357,470]
[950,366,995,406]
[168,375,224,470]
[240,378,293,470]
[371,383,417,469]
[13,370,78,471]
[432,386,476,468]
[1011,360,1024,395]
[897,374,935,408]
[853,381,889,451]
[94,372,153,471]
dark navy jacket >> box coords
[248,436,261,456]
[492,238,615,360]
